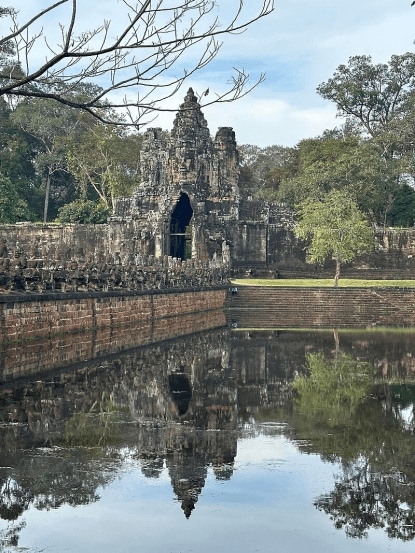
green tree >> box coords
[316,53,415,141]
[55,199,110,224]
[387,182,415,226]
[11,96,85,222]
[317,52,415,224]
[277,131,402,226]
[0,172,32,223]
[238,143,295,199]
[316,54,415,227]
[0,98,41,219]
[294,190,375,286]
[66,124,142,213]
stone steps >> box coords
[225,285,415,328]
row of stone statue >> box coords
[0,239,229,293]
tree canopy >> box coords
[294,190,376,286]
[0,80,143,223]
[316,53,415,141]
[66,123,142,213]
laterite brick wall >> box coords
[0,287,227,344]
[0,309,227,381]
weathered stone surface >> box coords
[0,225,229,293]
[113,88,241,262]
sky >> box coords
[5,1,415,147]
[202,0,415,147]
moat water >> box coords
[1,320,415,552]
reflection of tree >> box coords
[381,383,415,433]
[0,477,32,520]
[293,352,415,540]
[0,449,122,515]
[293,352,373,433]
[0,389,129,523]
[0,520,26,550]
[64,394,127,447]
[317,461,415,540]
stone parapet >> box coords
[0,224,229,293]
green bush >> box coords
[55,199,110,224]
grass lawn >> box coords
[231,278,415,288]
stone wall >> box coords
[111,89,415,279]
[0,288,226,343]
[0,219,230,344]
[1,85,415,330]
[231,225,415,279]
[0,310,226,381]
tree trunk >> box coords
[43,169,51,223]
[333,328,340,354]
[334,258,341,287]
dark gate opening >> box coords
[168,373,192,416]
[170,193,193,259]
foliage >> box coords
[293,351,374,427]
[0,172,32,223]
[55,199,110,224]
[276,131,408,226]
[0,78,144,221]
[0,98,41,219]
[387,183,415,227]
[294,190,376,285]
[238,143,295,199]
[11,92,88,222]
[314,54,415,227]
[316,53,415,140]
[66,124,142,212]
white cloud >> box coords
[203,95,338,147]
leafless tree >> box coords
[0,0,274,125]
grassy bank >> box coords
[231,278,415,288]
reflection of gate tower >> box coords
[114,88,240,261]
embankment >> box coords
[0,287,227,344]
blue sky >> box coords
[6,1,415,147]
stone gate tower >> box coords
[114,88,240,262]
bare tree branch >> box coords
[0,0,274,126]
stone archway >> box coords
[169,193,193,259]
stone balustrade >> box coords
[0,248,229,293]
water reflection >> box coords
[292,350,415,540]
[1,324,415,551]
